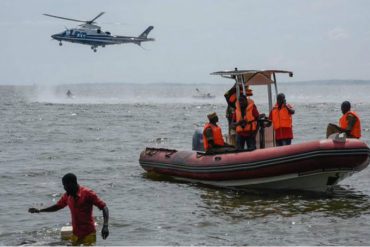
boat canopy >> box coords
[211,68,293,147]
[212,68,294,124]
[210,69,293,86]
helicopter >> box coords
[44,12,155,52]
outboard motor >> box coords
[257,113,272,149]
[192,128,204,151]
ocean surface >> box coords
[1,81,370,245]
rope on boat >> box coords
[144,147,178,156]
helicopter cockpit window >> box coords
[97,29,101,33]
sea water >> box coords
[0,81,369,245]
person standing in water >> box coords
[28,173,109,246]
[66,90,73,98]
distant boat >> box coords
[192,88,215,99]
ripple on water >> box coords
[1,84,370,245]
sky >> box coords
[1,0,370,85]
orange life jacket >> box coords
[203,123,225,151]
[271,104,293,130]
[235,99,257,133]
[228,90,252,104]
[339,111,361,138]
[229,93,237,104]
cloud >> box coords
[328,27,349,40]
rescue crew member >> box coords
[29,173,109,246]
[225,87,254,146]
[203,112,235,154]
[326,101,361,138]
[269,93,295,146]
[225,85,253,108]
[233,94,259,150]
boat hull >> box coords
[139,139,370,192]
[172,170,353,192]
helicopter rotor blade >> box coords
[87,12,105,24]
[43,13,86,23]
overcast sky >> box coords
[1,0,370,85]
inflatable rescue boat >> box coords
[140,137,369,192]
[139,69,370,192]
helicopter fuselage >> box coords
[51,27,154,50]
[44,12,154,52]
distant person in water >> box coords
[269,93,295,146]
[203,112,235,154]
[326,101,361,138]
[66,90,73,98]
[28,173,109,246]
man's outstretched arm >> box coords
[28,204,63,213]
